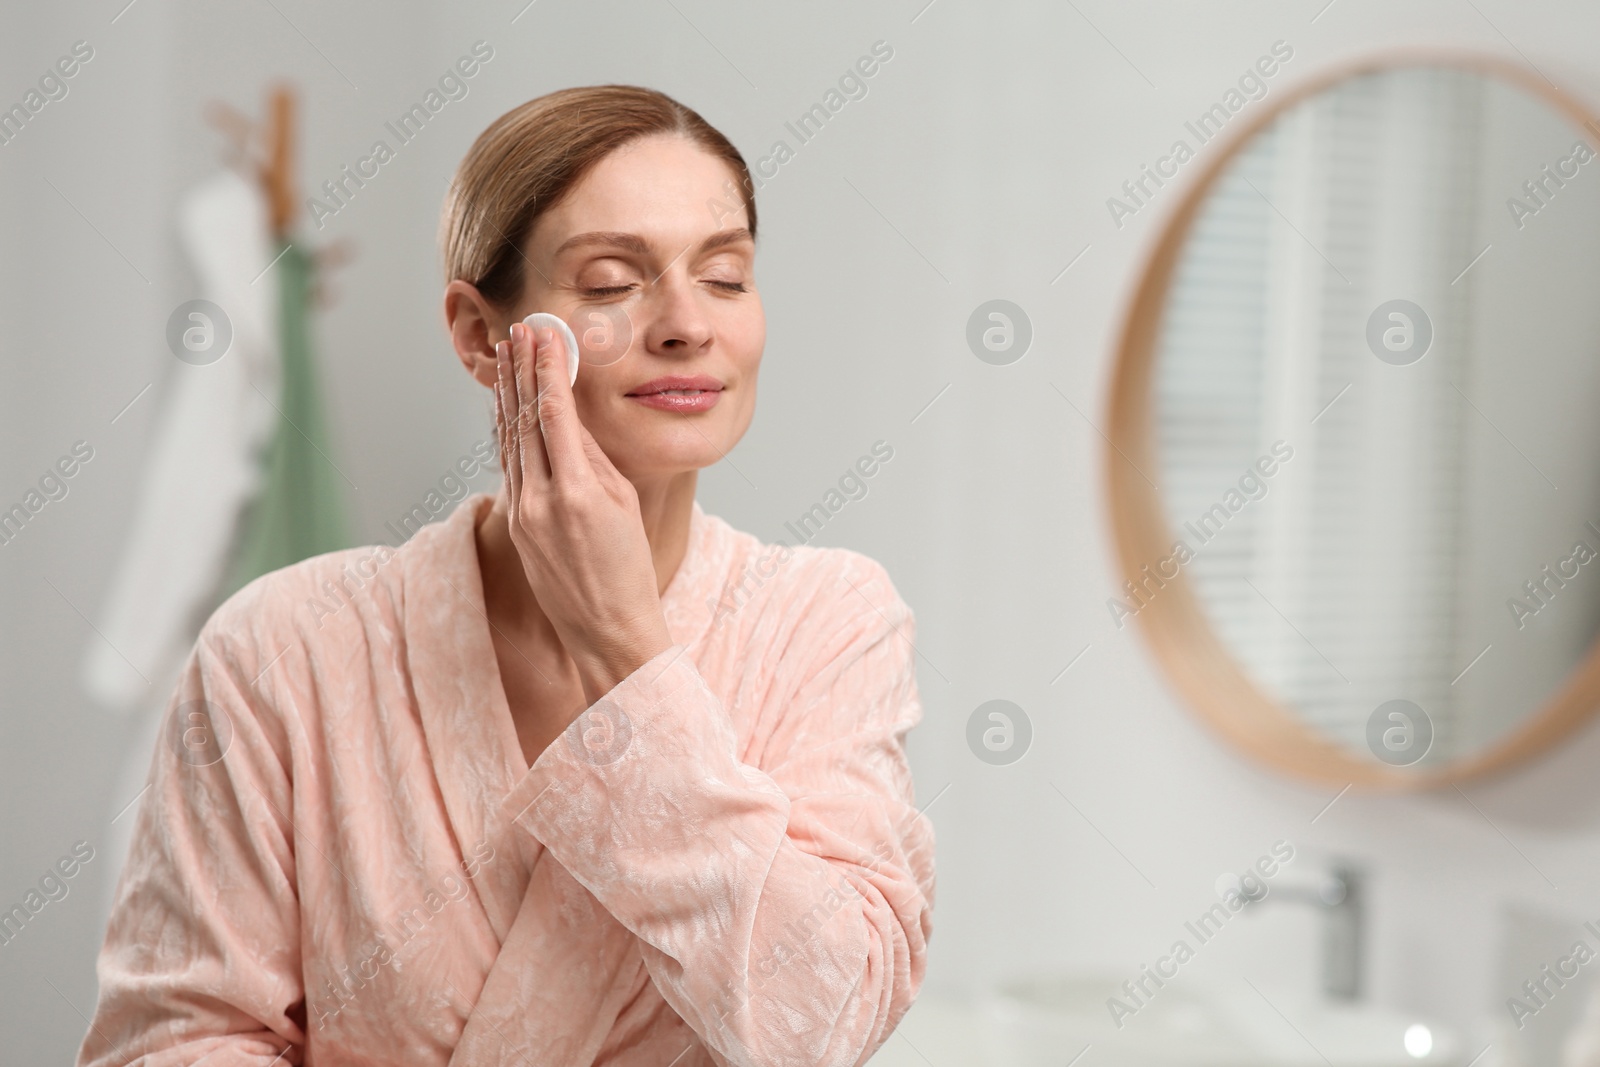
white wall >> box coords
[8,0,1600,1061]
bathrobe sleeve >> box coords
[505,555,936,1067]
[77,624,307,1067]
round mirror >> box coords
[1106,53,1600,787]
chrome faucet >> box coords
[1242,862,1364,1000]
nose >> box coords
[639,267,713,357]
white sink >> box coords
[870,975,1463,1067]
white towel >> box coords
[86,168,285,937]
[81,168,281,711]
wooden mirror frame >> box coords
[1104,48,1600,789]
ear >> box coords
[444,279,505,389]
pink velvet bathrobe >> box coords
[76,492,935,1067]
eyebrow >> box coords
[552,227,754,257]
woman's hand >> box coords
[494,320,674,704]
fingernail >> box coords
[537,327,554,347]
[511,323,523,345]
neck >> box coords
[475,468,698,643]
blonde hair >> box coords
[440,84,757,308]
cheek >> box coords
[715,307,762,430]
[731,310,766,367]
[572,379,615,428]
[714,374,759,458]
[573,375,648,451]
[721,324,765,400]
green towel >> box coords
[220,239,350,598]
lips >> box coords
[625,375,725,413]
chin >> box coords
[604,431,733,477]
[611,405,748,456]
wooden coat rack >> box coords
[205,84,297,238]
[204,83,352,300]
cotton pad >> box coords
[521,312,580,386]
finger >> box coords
[575,416,622,482]
[529,323,589,485]
[513,322,553,486]
[492,340,512,473]
[494,338,524,511]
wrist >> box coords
[573,625,673,703]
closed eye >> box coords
[581,280,748,297]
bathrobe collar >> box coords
[399,490,718,940]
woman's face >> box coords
[486,133,763,480]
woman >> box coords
[77,85,935,1067]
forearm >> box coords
[502,645,931,1067]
